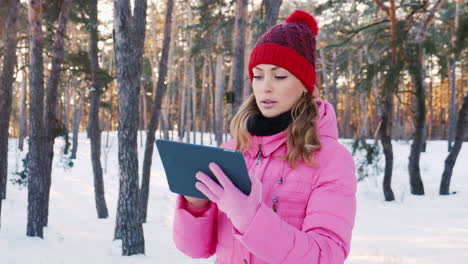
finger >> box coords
[196,171,224,197]
[195,182,219,203]
[209,162,234,189]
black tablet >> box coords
[155,139,251,200]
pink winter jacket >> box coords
[173,99,357,264]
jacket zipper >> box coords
[256,144,262,165]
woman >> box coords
[173,9,356,264]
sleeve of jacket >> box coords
[233,143,357,264]
[172,140,235,259]
[173,195,218,258]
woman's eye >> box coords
[253,76,263,79]
[275,76,287,80]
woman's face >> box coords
[252,64,307,118]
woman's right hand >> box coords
[184,196,210,210]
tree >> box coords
[440,92,468,195]
[88,0,108,219]
[406,0,445,196]
[372,0,399,201]
[231,0,247,114]
[43,0,74,227]
[214,34,225,147]
[255,0,282,39]
[447,0,462,151]
[113,0,147,255]
[0,0,20,228]
[70,87,84,159]
[27,0,47,238]
[140,0,175,224]
[18,46,28,152]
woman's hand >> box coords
[184,195,210,210]
[195,162,263,234]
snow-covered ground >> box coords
[1,131,467,264]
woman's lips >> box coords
[261,100,277,109]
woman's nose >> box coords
[260,76,273,93]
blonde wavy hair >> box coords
[230,91,321,168]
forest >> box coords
[0,0,466,259]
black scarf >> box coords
[247,110,293,136]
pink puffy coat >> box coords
[173,99,357,264]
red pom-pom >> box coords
[285,9,319,36]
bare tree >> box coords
[447,0,461,151]
[43,0,74,227]
[113,0,147,255]
[440,92,468,194]
[231,0,247,114]
[70,87,84,159]
[317,36,330,102]
[407,0,444,195]
[0,0,20,228]
[200,56,208,145]
[88,0,108,219]
[140,0,174,224]
[27,0,46,238]
[373,0,398,201]
[214,34,225,147]
[19,45,29,152]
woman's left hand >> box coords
[195,162,263,234]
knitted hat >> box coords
[248,10,319,94]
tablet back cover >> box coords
[155,139,251,200]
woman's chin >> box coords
[259,108,280,118]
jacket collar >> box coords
[245,98,338,158]
[247,130,288,158]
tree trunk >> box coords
[178,83,186,140]
[447,0,461,147]
[215,35,225,147]
[27,0,46,238]
[231,0,247,114]
[160,94,170,140]
[88,0,108,219]
[43,0,73,227]
[331,48,338,111]
[71,88,84,159]
[191,63,197,143]
[448,58,457,150]
[200,57,208,145]
[318,37,330,102]
[373,0,398,202]
[0,0,20,202]
[262,0,282,34]
[140,0,174,224]
[64,79,70,134]
[358,43,368,139]
[342,59,352,138]
[114,0,147,255]
[407,43,425,195]
[185,63,192,144]
[19,48,29,152]
[209,55,215,145]
[440,92,468,194]
[141,80,148,131]
[381,93,395,201]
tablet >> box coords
[155,139,251,200]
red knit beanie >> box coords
[248,10,319,94]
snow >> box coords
[1,131,467,263]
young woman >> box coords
[173,9,356,264]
